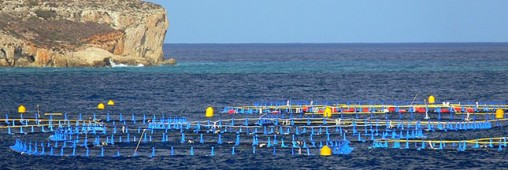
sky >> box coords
[146,0,508,43]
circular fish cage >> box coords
[2,99,508,158]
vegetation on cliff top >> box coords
[0,14,118,50]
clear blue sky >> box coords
[146,0,508,43]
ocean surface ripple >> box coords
[0,43,507,169]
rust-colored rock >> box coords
[35,48,50,66]
[81,30,125,54]
[0,0,168,67]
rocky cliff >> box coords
[0,0,174,67]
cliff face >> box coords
[0,0,172,67]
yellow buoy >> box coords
[18,105,26,114]
[323,106,332,118]
[206,106,214,118]
[107,100,115,106]
[320,145,332,156]
[428,95,435,104]
[496,109,504,119]
[97,102,105,110]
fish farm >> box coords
[2,97,508,158]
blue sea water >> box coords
[1,43,508,169]
[1,43,507,114]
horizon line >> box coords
[165,42,508,45]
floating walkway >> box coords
[221,99,507,115]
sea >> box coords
[1,43,508,169]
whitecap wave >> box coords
[110,59,144,67]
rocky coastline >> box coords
[0,0,175,67]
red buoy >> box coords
[416,107,426,113]
[227,110,236,115]
[344,108,355,112]
[303,106,309,112]
[466,108,474,113]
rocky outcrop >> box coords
[0,0,174,67]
